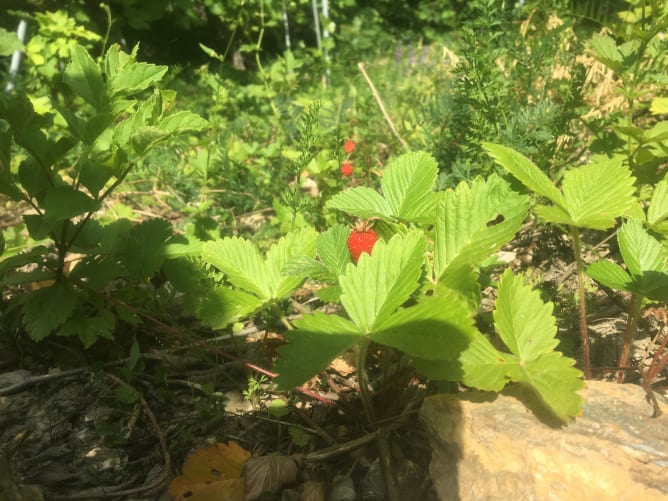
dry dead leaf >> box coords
[329,357,354,377]
[244,455,298,500]
[168,441,251,501]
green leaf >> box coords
[59,310,116,348]
[650,98,668,115]
[130,126,168,154]
[202,228,316,301]
[339,231,426,333]
[79,160,113,198]
[108,58,168,97]
[494,269,558,361]
[266,227,317,298]
[618,218,667,276]
[19,158,51,200]
[158,111,209,134]
[506,352,584,421]
[495,269,584,420]
[316,225,352,276]
[64,45,105,109]
[372,290,476,360]
[587,261,633,291]
[433,174,529,278]
[325,186,393,219]
[23,282,78,340]
[534,204,575,226]
[121,218,173,276]
[43,186,100,220]
[589,33,623,72]
[203,237,268,298]
[197,286,264,329]
[382,151,439,223]
[483,143,565,208]
[561,157,636,229]
[414,332,512,391]
[274,312,362,390]
[0,27,23,56]
[647,176,668,228]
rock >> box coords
[420,381,668,501]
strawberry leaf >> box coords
[274,313,362,390]
[325,186,393,219]
[372,290,476,360]
[339,231,426,333]
[561,157,636,229]
[382,151,439,223]
[433,174,528,279]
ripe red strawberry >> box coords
[344,140,356,154]
[348,221,379,263]
[340,162,354,177]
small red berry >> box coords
[344,140,356,154]
[347,220,379,263]
[340,162,354,177]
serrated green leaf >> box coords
[647,177,668,228]
[506,352,584,421]
[130,126,167,154]
[274,313,362,390]
[19,158,50,199]
[534,204,575,226]
[202,237,269,298]
[414,331,512,391]
[64,45,106,109]
[325,186,393,219]
[339,231,426,333]
[79,160,113,197]
[494,270,558,361]
[59,310,116,348]
[372,290,475,360]
[589,33,623,72]
[433,175,529,278]
[23,282,78,340]
[197,286,264,329]
[587,261,633,291]
[561,158,636,229]
[266,227,317,298]
[382,151,439,223]
[43,186,100,220]
[483,143,565,208]
[108,59,168,97]
[618,218,668,277]
[316,225,352,276]
[643,122,668,143]
[158,111,208,134]
[121,218,173,276]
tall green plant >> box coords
[484,143,637,379]
[0,43,208,346]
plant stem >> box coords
[571,228,591,379]
[357,339,376,426]
[617,292,641,383]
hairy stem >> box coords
[357,339,376,426]
[617,293,641,383]
[571,228,591,379]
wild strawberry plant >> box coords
[266,150,584,421]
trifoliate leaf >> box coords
[197,286,263,329]
[339,231,426,333]
[274,313,362,390]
